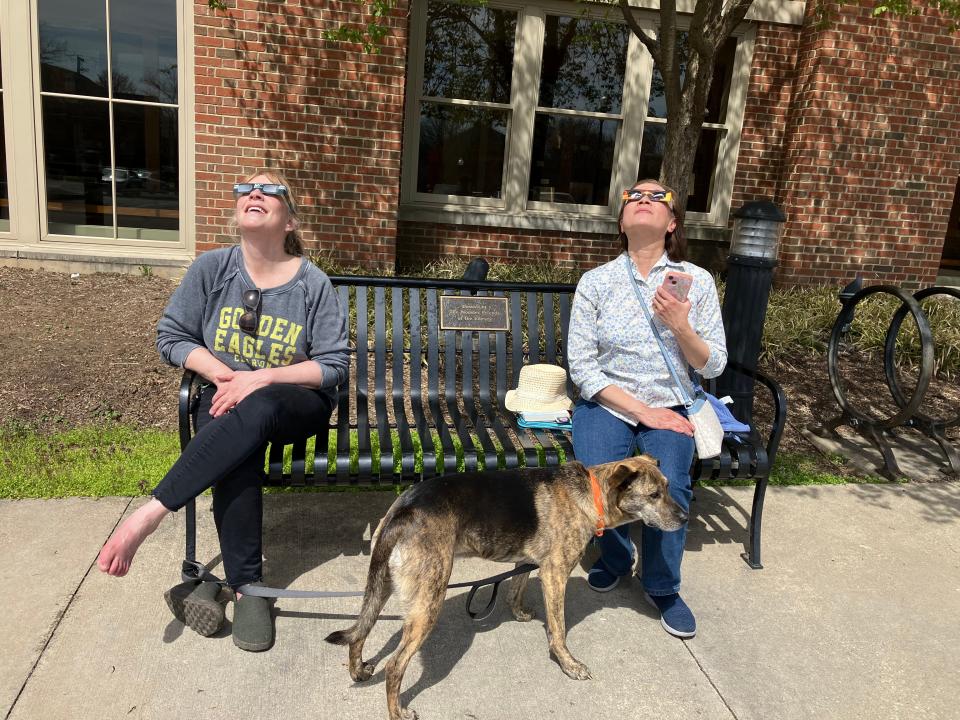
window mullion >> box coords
[706,23,755,225]
[105,0,118,237]
[502,8,543,214]
[399,0,428,205]
[613,28,654,210]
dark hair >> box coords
[241,168,304,256]
[617,179,687,262]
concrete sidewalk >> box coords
[3,483,959,720]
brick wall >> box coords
[396,222,617,271]
[776,0,960,288]
[193,0,407,269]
[730,22,801,213]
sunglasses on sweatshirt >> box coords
[238,288,261,335]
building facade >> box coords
[1,0,958,286]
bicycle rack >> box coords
[818,282,960,480]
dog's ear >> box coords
[605,460,640,488]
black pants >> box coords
[152,383,334,588]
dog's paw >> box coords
[398,707,419,720]
[350,661,376,682]
[561,660,593,681]
[510,606,535,622]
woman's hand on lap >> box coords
[210,370,270,417]
[635,405,694,436]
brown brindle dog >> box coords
[325,456,686,720]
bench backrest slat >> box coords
[542,292,557,365]
[333,285,352,482]
[509,293,524,388]
[526,291,540,365]
[559,292,573,397]
[495,291,509,407]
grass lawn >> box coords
[0,423,887,499]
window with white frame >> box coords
[401,0,754,229]
[416,1,516,201]
[528,15,629,207]
[37,0,180,241]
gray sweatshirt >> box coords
[156,245,350,396]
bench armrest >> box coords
[178,369,198,451]
[723,360,788,468]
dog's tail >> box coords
[324,517,400,646]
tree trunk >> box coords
[661,51,716,219]
[619,0,754,220]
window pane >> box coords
[39,0,109,97]
[648,34,736,122]
[539,16,629,113]
[637,125,721,213]
[687,128,721,213]
[529,114,618,205]
[417,103,507,198]
[638,123,666,180]
[110,0,178,103]
[42,96,112,236]
[423,1,515,104]
[114,104,179,236]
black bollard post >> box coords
[837,275,863,334]
[717,200,786,428]
[462,257,490,282]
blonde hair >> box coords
[237,168,304,256]
[617,178,687,262]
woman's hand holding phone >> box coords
[661,270,694,302]
[652,270,694,334]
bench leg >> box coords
[741,477,767,570]
[181,497,200,582]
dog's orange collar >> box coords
[589,471,605,537]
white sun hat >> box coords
[504,364,573,413]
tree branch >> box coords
[687,0,713,57]
[618,0,660,64]
[660,0,682,103]
[719,0,755,42]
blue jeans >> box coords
[571,400,694,596]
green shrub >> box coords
[759,285,960,376]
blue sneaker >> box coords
[587,565,620,592]
[644,592,696,638]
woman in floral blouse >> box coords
[567,179,727,638]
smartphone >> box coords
[661,271,694,302]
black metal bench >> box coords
[177,273,786,581]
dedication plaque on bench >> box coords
[439,296,510,331]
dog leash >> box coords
[182,560,539,621]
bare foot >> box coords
[97,498,170,576]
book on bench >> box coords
[517,410,571,430]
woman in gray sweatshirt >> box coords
[97,169,350,652]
